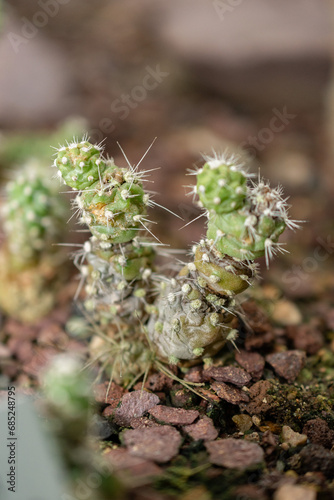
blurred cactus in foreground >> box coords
[0,160,68,322]
[43,355,122,500]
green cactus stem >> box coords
[54,139,159,383]
[147,152,298,363]
[0,161,68,322]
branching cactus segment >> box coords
[148,153,296,363]
[55,139,158,382]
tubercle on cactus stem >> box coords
[147,151,300,363]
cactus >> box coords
[54,139,158,384]
[147,153,297,363]
[0,160,68,322]
[54,141,297,383]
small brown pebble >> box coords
[245,330,275,350]
[261,431,279,455]
[271,300,302,326]
[182,485,211,500]
[266,350,305,382]
[232,414,253,432]
[205,438,264,469]
[235,484,268,500]
[259,422,281,434]
[170,387,196,408]
[5,318,38,340]
[184,366,204,383]
[204,366,251,387]
[183,416,218,441]
[114,391,160,427]
[286,323,324,355]
[103,448,162,481]
[244,432,260,443]
[145,372,174,391]
[274,483,316,500]
[243,381,273,415]
[242,301,272,333]
[235,350,265,380]
[102,406,116,418]
[303,418,334,449]
[148,405,199,425]
[93,381,124,407]
[130,417,162,429]
[0,344,10,358]
[299,444,334,478]
[123,426,182,463]
[211,381,249,404]
[281,425,307,448]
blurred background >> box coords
[0,0,333,299]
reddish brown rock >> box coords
[102,406,116,419]
[266,350,305,382]
[184,366,204,383]
[243,380,273,415]
[5,318,38,340]
[299,444,334,478]
[286,324,324,355]
[183,416,218,441]
[123,426,182,463]
[103,448,162,482]
[148,405,199,425]
[242,301,272,333]
[113,391,160,427]
[303,418,334,449]
[211,381,249,404]
[93,381,124,407]
[235,350,265,380]
[205,438,264,469]
[144,372,174,391]
[170,386,197,408]
[204,366,251,387]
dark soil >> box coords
[2,284,334,500]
